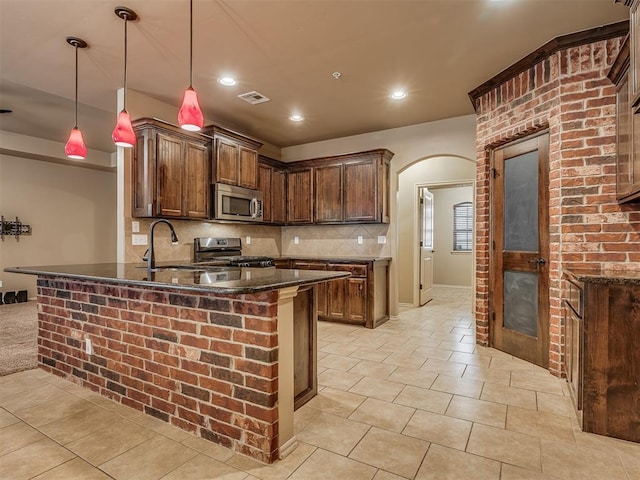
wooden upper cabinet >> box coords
[215,138,239,185]
[258,156,288,225]
[609,18,640,202]
[289,149,393,225]
[239,147,258,189]
[344,159,377,222]
[272,168,287,224]
[315,164,343,223]
[132,118,211,219]
[343,152,391,223]
[288,167,314,224]
[258,163,273,222]
[183,141,209,218]
[157,133,184,217]
[203,125,262,190]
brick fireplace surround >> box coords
[473,35,639,376]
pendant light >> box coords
[178,0,204,131]
[112,6,138,148]
[64,37,88,160]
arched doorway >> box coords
[396,155,476,308]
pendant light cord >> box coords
[74,43,79,128]
[123,14,128,109]
[189,0,193,88]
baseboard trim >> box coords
[279,436,298,459]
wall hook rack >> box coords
[1,216,32,241]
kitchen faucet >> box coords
[144,219,179,271]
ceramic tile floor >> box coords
[1,286,639,479]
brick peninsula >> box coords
[5,262,349,463]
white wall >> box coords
[0,151,116,298]
[283,115,477,316]
[397,157,476,305]
[431,185,474,287]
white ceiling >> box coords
[0,0,629,154]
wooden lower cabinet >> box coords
[562,300,583,419]
[293,286,317,410]
[282,258,390,329]
[562,272,640,443]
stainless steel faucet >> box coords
[145,219,179,271]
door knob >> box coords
[529,257,546,265]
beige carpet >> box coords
[0,301,37,376]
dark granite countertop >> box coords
[4,262,350,294]
[275,255,391,263]
[563,267,640,286]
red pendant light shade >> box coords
[179,87,204,131]
[113,7,138,148]
[179,0,203,131]
[65,127,87,159]
[65,37,88,160]
[112,110,136,147]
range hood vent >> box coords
[237,91,270,105]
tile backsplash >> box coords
[125,219,282,264]
[125,220,391,263]
[282,224,391,257]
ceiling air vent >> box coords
[237,91,270,105]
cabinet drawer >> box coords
[292,261,327,271]
[328,264,367,277]
[566,280,583,318]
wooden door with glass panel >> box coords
[490,133,550,368]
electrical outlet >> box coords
[357,236,364,245]
[294,236,299,244]
[132,221,140,233]
[132,234,148,245]
[377,235,387,244]
[85,338,92,355]
[245,236,251,245]
[0,280,3,288]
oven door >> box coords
[213,184,263,222]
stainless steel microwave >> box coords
[212,183,263,222]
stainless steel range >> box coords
[193,237,275,268]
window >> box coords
[453,201,473,251]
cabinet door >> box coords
[272,169,287,224]
[157,133,184,217]
[326,278,347,320]
[184,140,209,218]
[347,277,367,324]
[617,73,633,198]
[344,159,377,222]
[315,164,343,222]
[292,261,327,315]
[288,168,313,224]
[215,138,239,185]
[132,131,154,217]
[258,164,272,222]
[239,146,258,189]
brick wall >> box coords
[36,276,281,463]
[474,37,638,376]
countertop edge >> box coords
[563,268,640,286]
[4,266,351,295]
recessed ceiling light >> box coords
[391,90,407,100]
[218,76,237,86]
[290,114,304,122]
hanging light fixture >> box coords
[112,6,138,148]
[178,0,204,131]
[64,37,88,160]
